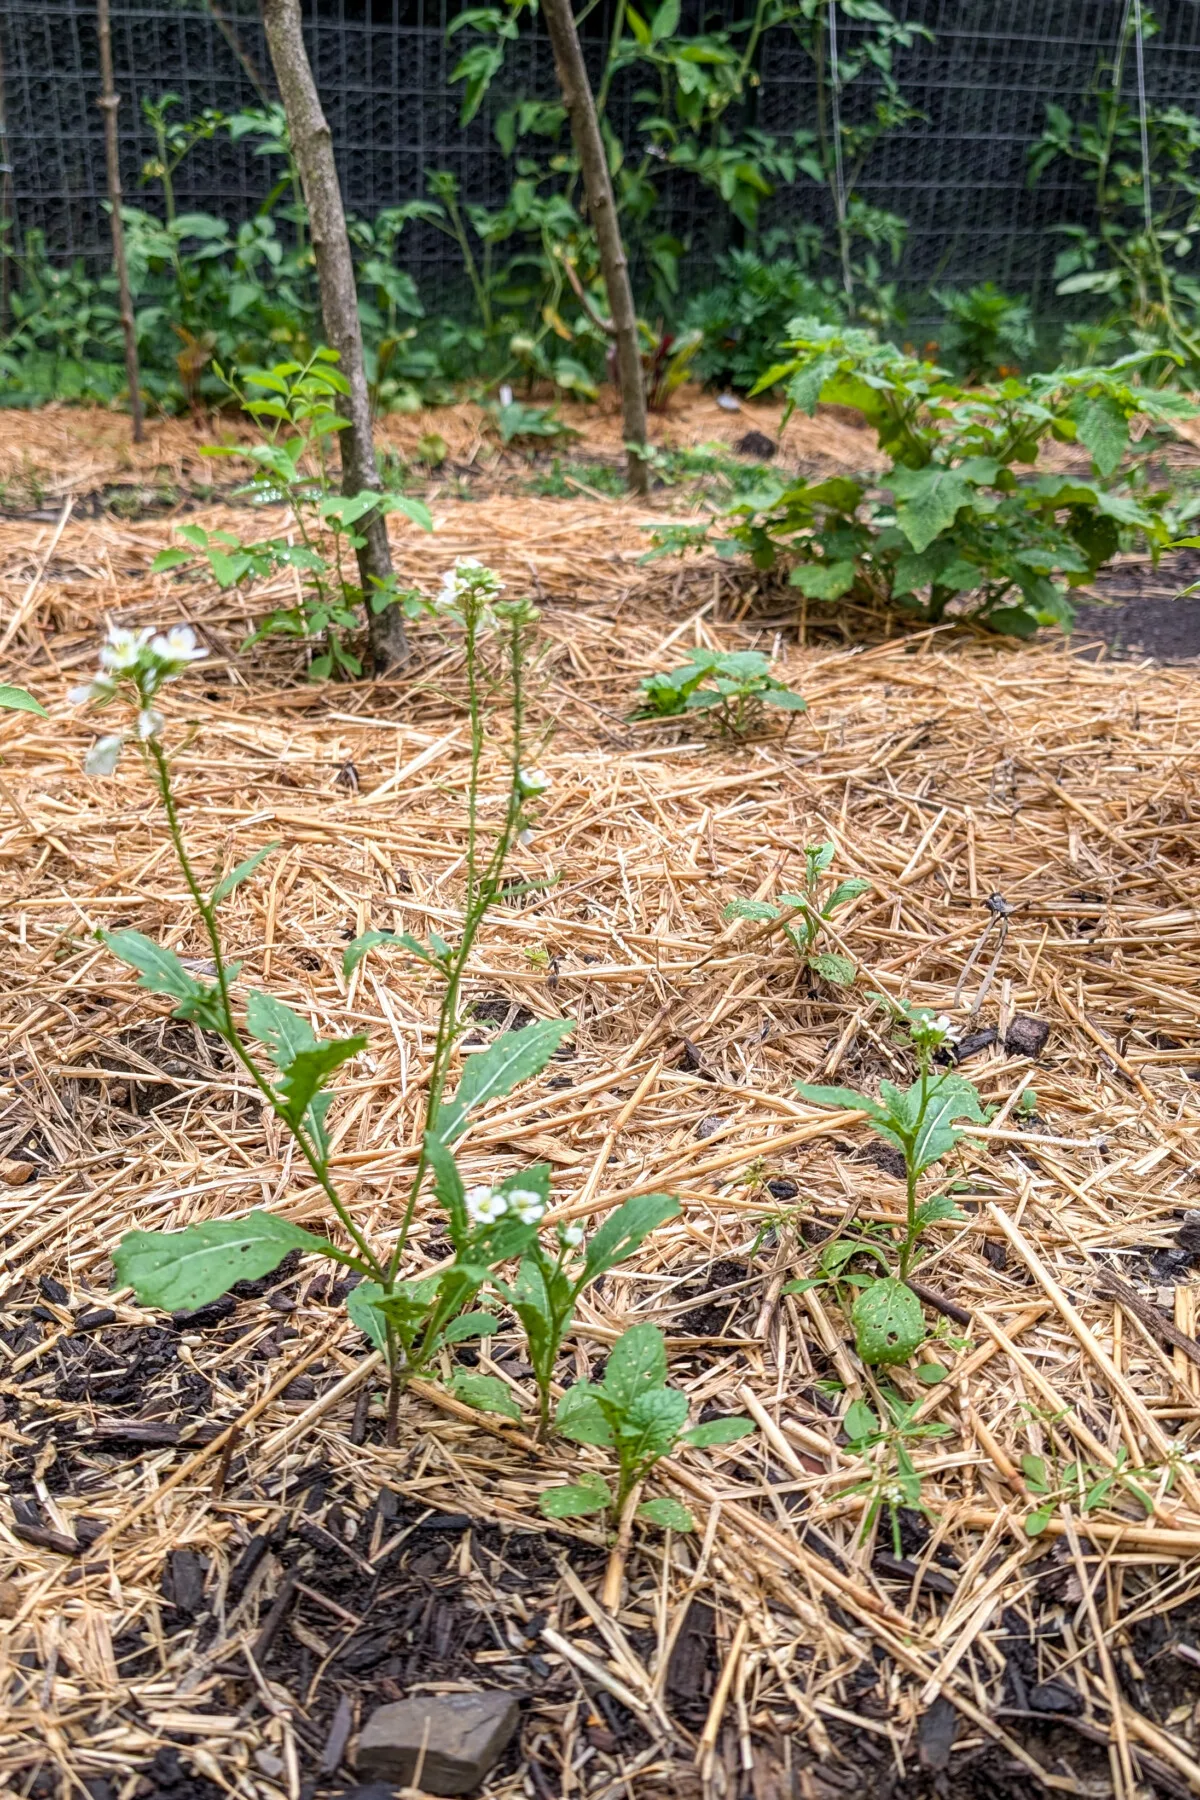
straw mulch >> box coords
[2,406,1200,1800]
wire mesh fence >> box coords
[4,0,1200,311]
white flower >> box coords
[934,1014,952,1034]
[466,1184,508,1226]
[150,625,206,667]
[135,707,165,741]
[558,1222,585,1249]
[99,626,153,673]
[69,678,114,706]
[519,767,550,797]
[84,733,125,776]
[439,559,504,605]
[505,1186,546,1224]
[517,828,534,849]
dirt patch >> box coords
[1073,547,1200,661]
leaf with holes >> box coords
[450,1370,522,1420]
[538,1473,612,1519]
[851,1277,926,1366]
[638,1496,694,1531]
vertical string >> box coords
[827,0,852,297]
[1131,0,1153,232]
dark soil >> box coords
[1073,547,1200,661]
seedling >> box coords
[75,568,592,1440]
[538,1321,753,1531]
[632,648,806,738]
[722,840,868,986]
[793,999,987,1366]
[1022,1446,1160,1536]
[842,1391,953,1555]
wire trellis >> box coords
[4,0,1200,310]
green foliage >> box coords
[1021,1446,1163,1536]
[114,1211,340,1313]
[842,1389,953,1554]
[722,840,867,986]
[933,284,1038,382]
[632,648,805,738]
[539,1321,752,1528]
[656,321,1196,638]
[0,686,47,716]
[682,250,844,391]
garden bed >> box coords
[2,405,1200,1800]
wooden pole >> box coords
[95,0,144,442]
[260,0,406,672]
[539,0,648,496]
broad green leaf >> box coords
[278,1036,366,1129]
[808,951,856,985]
[555,1383,613,1446]
[1021,1453,1050,1492]
[423,1130,467,1239]
[722,897,779,923]
[580,1194,679,1286]
[888,465,974,553]
[0,685,46,715]
[212,841,280,906]
[443,1310,499,1343]
[795,1080,881,1119]
[763,689,809,712]
[103,929,202,1003]
[842,1398,879,1442]
[986,605,1040,639]
[603,1321,668,1407]
[318,491,380,527]
[649,0,680,40]
[385,493,434,532]
[347,1277,388,1350]
[436,1018,572,1144]
[621,1386,689,1458]
[1072,392,1129,476]
[789,559,856,600]
[538,1474,612,1519]
[823,878,870,914]
[151,547,194,573]
[682,1416,755,1448]
[851,1277,925,1366]
[342,928,434,976]
[245,990,316,1068]
[114,1210,334,1312]
[450,1370,521,1420]
[911,1073,987,1174]
[638,1496,694,1531]
[778,353,839,414]
[917,1362,948,1385]
[1025,1506,1056,1536]
[913,1194,965,1232]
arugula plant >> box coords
[151,349,432,678]
[656,322,1197,639]
[842,1390,953,1555]
[538,1321,753,1531]
[792,1000,986,1367]
[723,840,868,986]
[75,570,596,1441]
[632,648,806,738]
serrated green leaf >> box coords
[212,841,280,906]
[555,1383,613,1446]
[0,685,47,715]
[638,1496,694,1531]
[346,1277,388,1350]
[538,1474,612,1519]
[808,951,856,985]
[789,559,856,599]
[103,929,202,1003]
[763,688,808,712]
[1072,392,1129,477]
[603,1321,668,1408]
[795,1080,881,1118]
[114,1210,334,1312]
[722,897,779,923]
[450,1370,522,1419]
[436,1018,572,1144]
[852,1277,925,1366]
[888,465,974,554]
[911,1073,987,1174]
[682,1416,755,1448]
[245,990,316,1068]
[622,1386,689,1458]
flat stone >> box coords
[356,1691,520,1796]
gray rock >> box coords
[356,1691,520,1796]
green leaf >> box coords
[0,685,46,715]
[342,928,431,976]
[1072,393,1129,477]
[424,1131,467,1240]
[1025,1506,1056,1536]
[347,1278,388,1350]
[851,1278,926,1366]
[245,990,316,1068]
[842,1398,879,1442]
[795,1081,882,1119]
[622,1386,689,1458]
[450,1370,521,1420]
[1021,1454,1050,1492]
[808,952,856,985]
[916,1362,948,1385]
[910,1073,987,1174]
[555,1384,613,1446]
[150,547,194,573]
[581,1194,679,1285]
[103,929,202,1003]
[779,353,839,414]
[278,1036,366,1129]
[888,465,975,554]
[722,897,779,923]
[436,1019,572,1144]
[114,1210,334,1312]
[682,1416,755,1448]
[763,688,809,712]
[212,841,280,906]
[789,559,856,599]
[638,1496,694,1531]
[913,1194,965,1232]
[443,1310,499,1344]
[538,1474,612,1519]
[649,0,680,40]
[603,1322,668,1407]
[823,878,870,914]
[986,605,1040,640]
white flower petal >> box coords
[84,733,125,776]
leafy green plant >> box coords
[933,283,1037,382]
[1022,1446,1160,1536]
[538,1321,753,1529]
[657,320,1197,638]
[791,1000,986,1365]
[640,323,704,412]
[74,569,593,1440]
[632,648,806,737]
[682,249,844,391]
[722,840,867,985]
[486,396,575,447]
[842,1389,953,1554]
[152,349,431,677]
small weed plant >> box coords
[652,322,1197,639]
[723,840,868,986]
[538,1321,753,1531]
[152,349,432,677]
[791,1000,987,1366]
[74,569,676,1446]
[633,648,806,737]
[843,1390,953,1555]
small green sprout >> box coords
[723,840,868,986]
[632,648,806,738]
